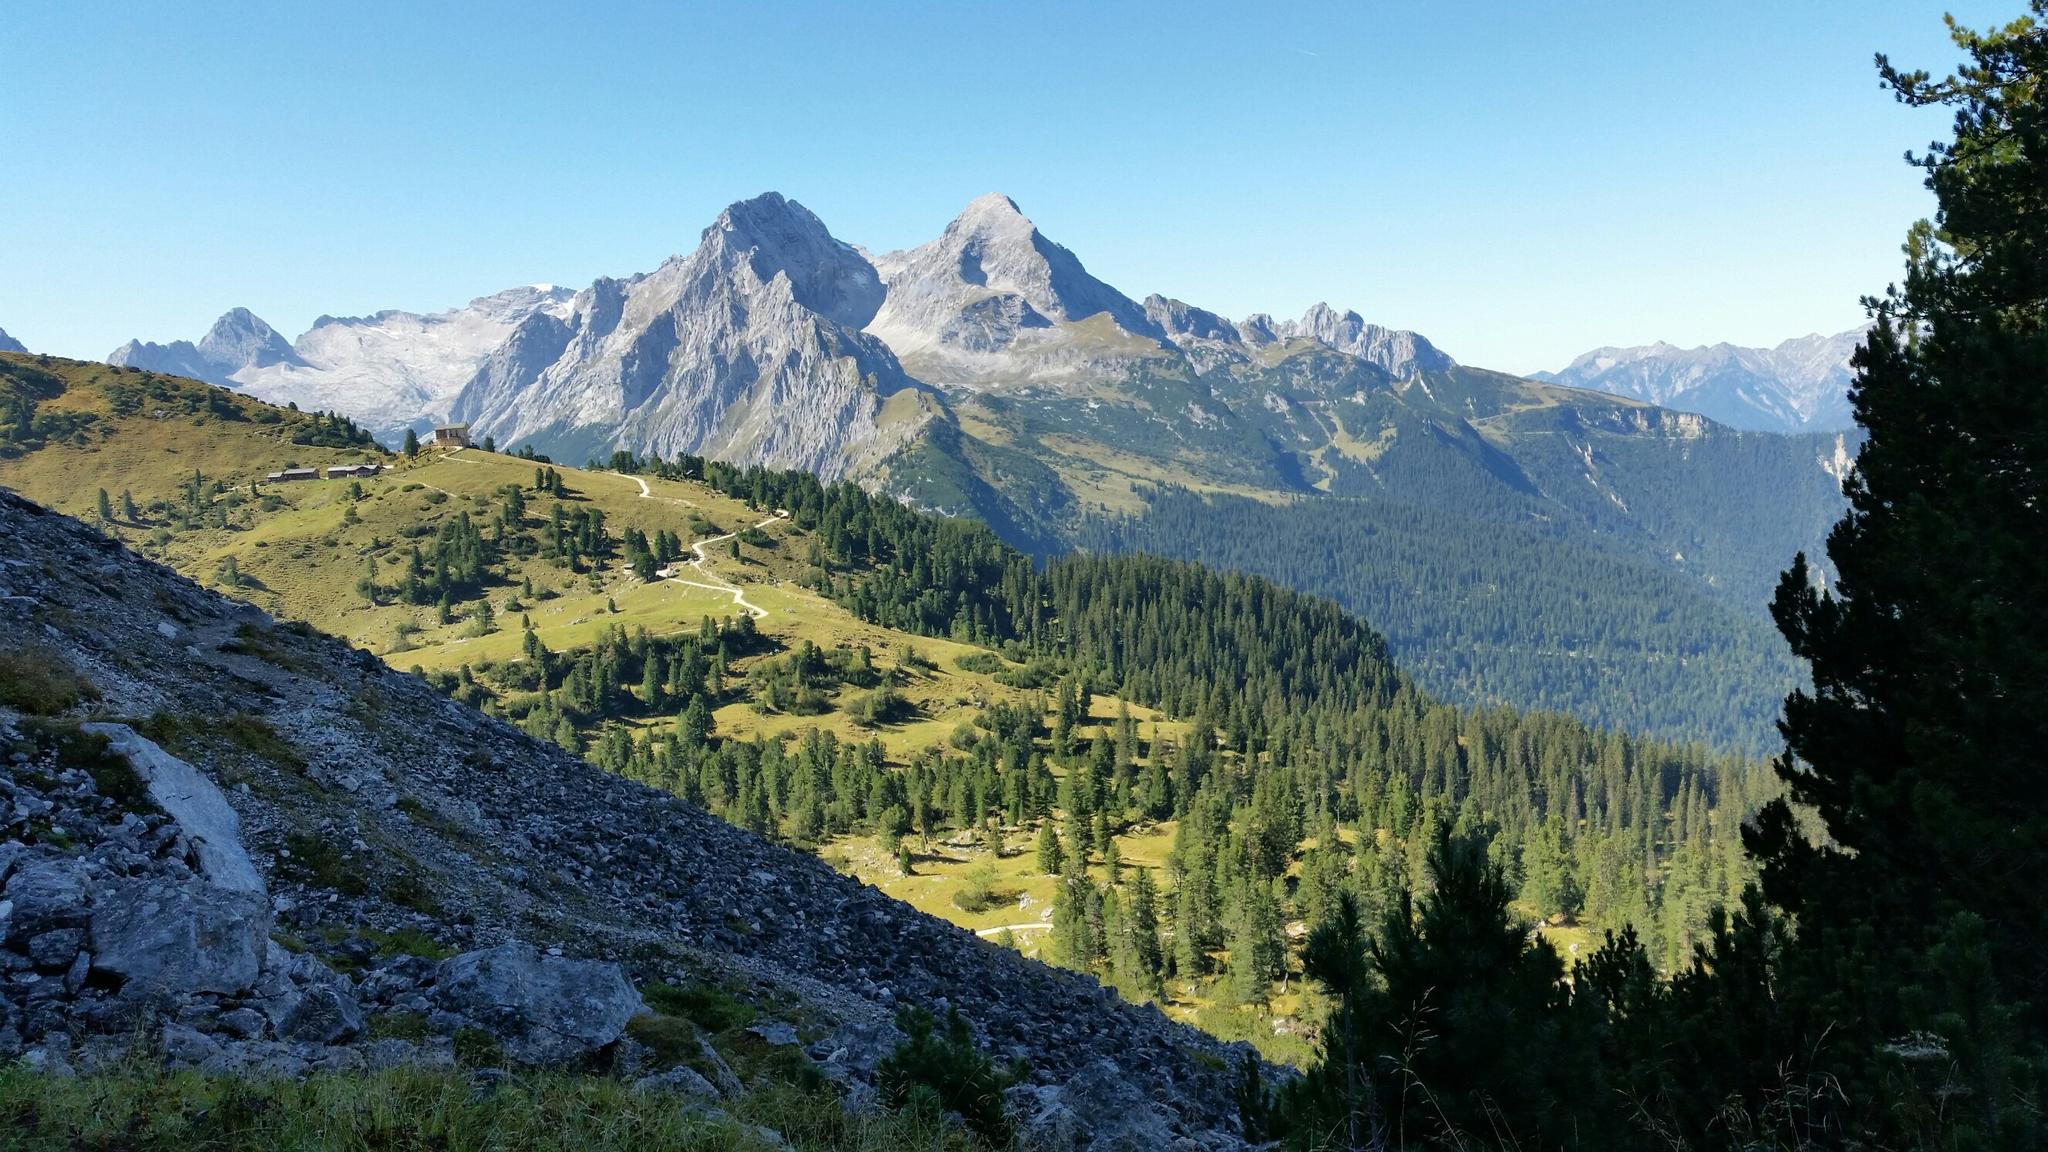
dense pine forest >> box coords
[408,437,1774,1019]
[1077,487,1802,750]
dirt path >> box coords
[659,512,787,620]
[433,451,771,619]
[438,450,698,508]
[973,922,1052,938]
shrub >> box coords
[951,650,1003,675]
[950,863,1003,914]
[877,1007,1017,1148]
[643,980,757,1032]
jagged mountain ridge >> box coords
[0,326,28,354]
[449,193,928,480]
[107,288,575,442]
[109,307,305,386]
[1531,327,1867,433]
[99,191,1454,462]
[83,196,1855,748]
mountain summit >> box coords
[450,193,925,476]
[0,325,27,354]
[865,192,1161,371]
[1277,303,1454,378]
[109,306,301,387]
[198,306,307,372]
[107,291,572,439]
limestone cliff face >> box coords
[861,194,1172,389]
[451,194,927,478]
[1276,303,1454,378]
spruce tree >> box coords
[1748,10,2048,1134]
[1035,820,1063,875]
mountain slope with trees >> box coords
[3,352,1778,1064]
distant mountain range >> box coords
[0,326,25,354]
[100,192,1858,748]
[1532,329,1866,433]
[110,290,575,443]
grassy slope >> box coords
[0,356,1306,1058]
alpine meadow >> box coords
[0,3,2042,1151]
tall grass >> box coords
[0,1061,986,1152]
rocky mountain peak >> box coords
[1533,326,1867,432]
[1237,313,1281,345]
[696,192,885,330]
[865,193,1159,363]
[198,307,306,371]
[946,191,1033,238]
[1143,294,1240,343]
[0,325,25,354]
[450,195,920,475]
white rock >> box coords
[83,723,265,895]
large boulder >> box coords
[89,876,270,996]
[1006,1058,1184,1152]
[2,857,91,949]
[432,943,641,1065]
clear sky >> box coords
[0,1,2011,372]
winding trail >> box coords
[659,511,787,620]
[429,449,777,620]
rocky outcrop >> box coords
[83,723,263,893]
[1008,1058,1192,1151]
[0,488,1257,1146]
[89,877,271,995]
[1275,303,1453,378]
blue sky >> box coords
[0,0,2009,372]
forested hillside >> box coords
[1079,487,1802,749]
[896,353,1848,750]
[599,449,1774,991]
